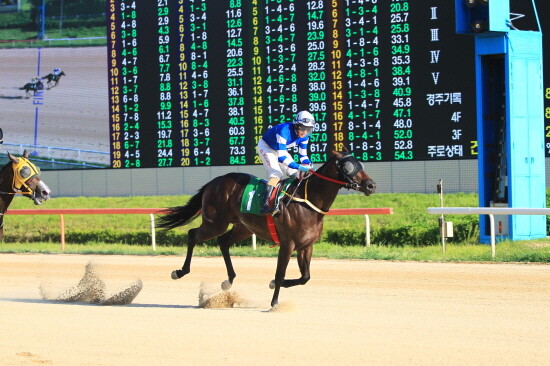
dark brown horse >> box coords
[19,79,44,97]
[157,150,376,307]
[41,71,65,89]
[0,150,51,240]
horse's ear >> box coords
[8,151,18,164]
[342,146,349,153]
[23,149,29,158]
[331,150,344,159]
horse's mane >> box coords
[315,154,338,174]
[0,160,11,173]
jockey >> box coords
[53,68,61,76]
[257,110,316,215]
[31,77,38,84]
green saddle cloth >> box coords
[240,177,294,215]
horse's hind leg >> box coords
[172,222,228,280]
[217,223,252,290]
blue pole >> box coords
[34,107,39,146]
[37,47,42,76]
[38,0,45,40]
[41,0,45,39]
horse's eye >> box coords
[20,166,31,179]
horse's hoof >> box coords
[269,280,275,289]
[171,270,180,280]
[221,280,232,291]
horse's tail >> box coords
[156,185,206,230]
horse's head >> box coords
[7,150,51,205]
[333,150,376,196]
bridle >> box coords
[0,158,41,196]
[283,154,366,214]
[310,154,364,191]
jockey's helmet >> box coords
[53,68,60,74]
[294,111,315,132]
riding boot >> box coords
[260,184,275,215]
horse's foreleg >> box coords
[270,245,294,307]
[281,245,312,288]
[217,224,252,290]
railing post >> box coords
[489,214,495,259]
[150,214,156,251]
[60,214,65,251]
[365,214,370,247]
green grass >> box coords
[1,240,549,263]
[0,25,106,48]
[0,8,106,48]
[2,192,550,262]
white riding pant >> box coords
[257,138,299,180]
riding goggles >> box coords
[296,124,313,133]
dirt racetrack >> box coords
[0,47,109,164]
[0,253,549,366]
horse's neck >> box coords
[300,164,341,211]
[0,170,14,214]
[0,195,13,215]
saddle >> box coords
[240,177,294,215]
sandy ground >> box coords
[0,253,549,366]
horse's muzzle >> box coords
[361,179,376,196]
[32,180,51,204]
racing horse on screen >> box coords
[0,150,51,240]
[157,150,376,307]
[42,70,65,89]
[19,79,44,97]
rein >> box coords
[309,164,362,191]
[281,155,364,214]
[309,169,346,185]
[283,179,327,215]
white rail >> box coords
[427,207,550,259]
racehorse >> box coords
[19,80,44,97]
[0,150,51,240]
[157,150,376,307]
[42,71,65,89]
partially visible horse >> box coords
[157,150,376,307]
[0,150,51,240]
[19,80,44,97]
[42,71,65,89]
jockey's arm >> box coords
[276,148,300,170]
[297,138,312,166]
